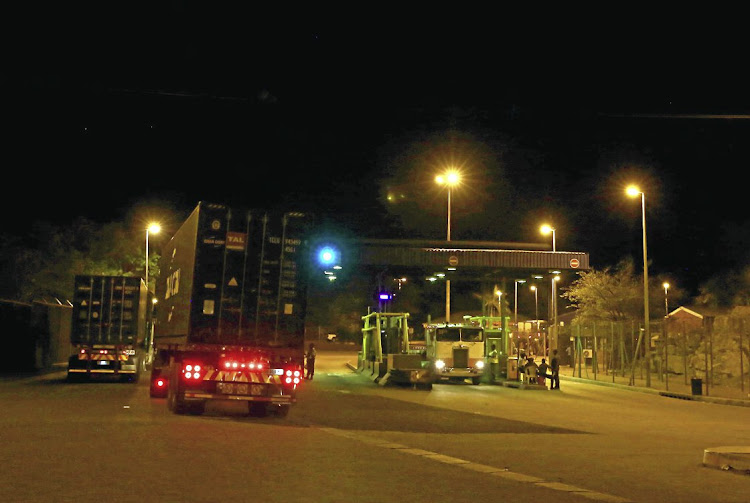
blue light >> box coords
[379,293,392,301]
[317,246,340,267]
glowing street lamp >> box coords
[435,170,461,241]
[627,184,652,387]
[436,169,461,322]
[145,222,161,293]
[663,282,670,317]
[540,224,556,252]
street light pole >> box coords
[663,281,670,390]
[514,279,526,332]
[144,222,161,371]
[145,223,161,293]
[541,225,558,358]
[550,274,560,359]
[436,171,460,323]
[540,224,556,252]
[530,285,538,353]
[627,185,651,387]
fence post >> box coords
[619,322,628,377]
[704,316,714,397]
[593,324,597,381]
[682,321,688,386]
[576,326,583,378]
[630,318,644,387]
[740,319,745,396]
[664,315,669,391]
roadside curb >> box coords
[703,446,750,474]
[561,374,750,407]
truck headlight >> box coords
[475,360,485,369]
[435,360,446,370]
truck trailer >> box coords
[149,202,311,417]
[67,275,148,382]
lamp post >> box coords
[663,281,670,390]
[540,224,556,252]
[436,170,460,322]
[549,274,560,359]
[514,279,526,334]
[530,284,539,353]
[145,222,161,293]
[627,185,651,387]
[144,223,161,371]
[540,225,558,357]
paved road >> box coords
[1,350,748,503]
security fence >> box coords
[557,316,750,400]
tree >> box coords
[1,218,157,302]
[561,258,643,323]
[695,266,750,308]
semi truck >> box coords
[67,275,148,382]
[424,320,487,384]
[149,202,311,417]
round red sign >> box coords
[570,258,580,268]
[449,255,459,266]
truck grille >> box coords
[453,348,469,368]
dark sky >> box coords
[5,9,750,295]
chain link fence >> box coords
[557,315,750,400]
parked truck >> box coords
[424,320,486,384]
[67,275,148,382]
[149,202,311,417]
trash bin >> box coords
[691,378,703,396]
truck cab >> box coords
[424,322,485,385]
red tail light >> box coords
[220,358,266,371]
[283,368,302,388]
[181,363,203,381]
[155,378,166,388]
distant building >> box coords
[666,306,704,331]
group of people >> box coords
[524,349,560,389]
[487,345,560,389]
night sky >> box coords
[5,10,750,296]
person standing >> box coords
[550,349,560,389]
[305,342,317,380]
[488,343,499,383]
[538,358,549,387]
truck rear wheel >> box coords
[167,366,189,414]
[267,404,290,418]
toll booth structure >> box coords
[467,315,512,381]
[360,311,434,388]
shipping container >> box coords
[150,202,312,417]
[67,275,148,381]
